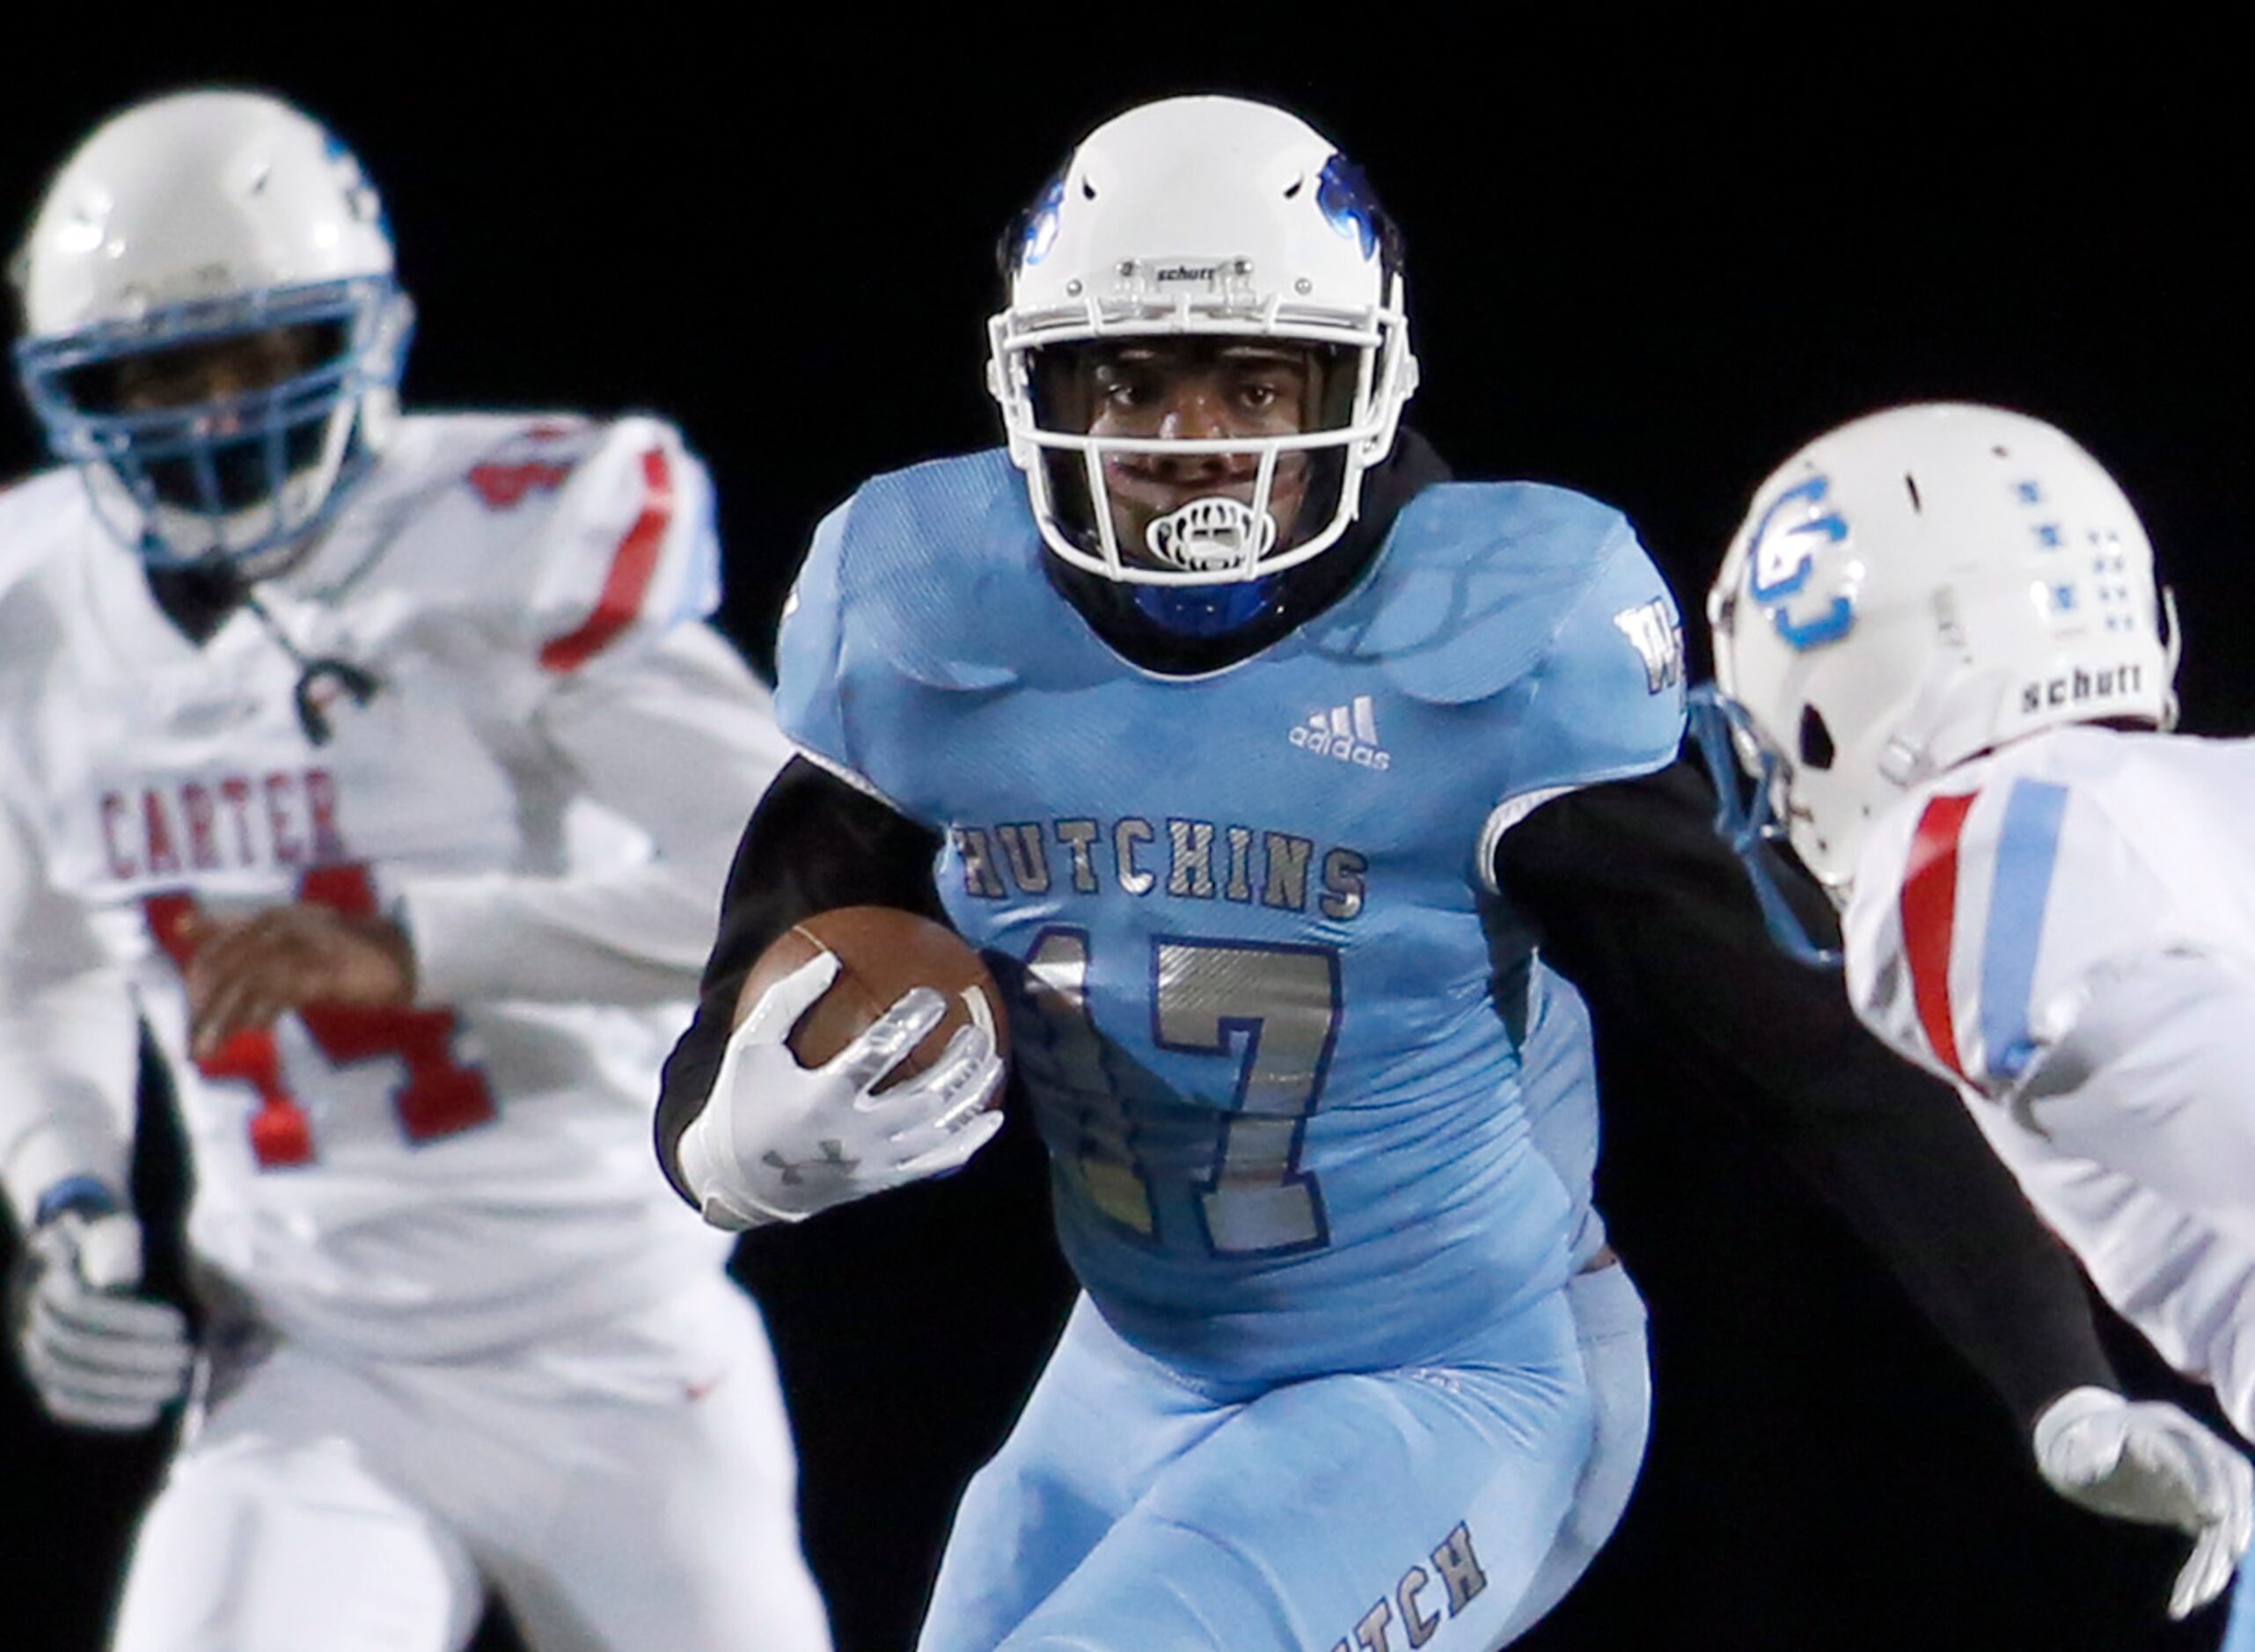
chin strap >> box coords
[239,591,383,747]
[1879,658,1980,789]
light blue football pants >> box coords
[916,1274,1607,1652]
[2224,1546,2255,1651]
[1485,1260,1651,1647]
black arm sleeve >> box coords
[654,755,947,1201]
[1496,751,2116,1429]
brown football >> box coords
[736,906,1009,1095]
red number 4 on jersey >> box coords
[145,864,498,1168]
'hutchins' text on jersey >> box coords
[952,817,1368,920]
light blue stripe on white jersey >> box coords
[1979,779,2070,1081]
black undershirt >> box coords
[145,560,247,645]
[1496,756,2114,1426]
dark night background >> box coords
[4,21,2250,1651]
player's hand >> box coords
[11,1200,193,1430]
[2033,1385,2254,1619]
[179,903,416,1058]
[676,952,1005,1231]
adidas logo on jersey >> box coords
[1290,696,1392,771]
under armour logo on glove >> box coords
[762,1142,859,1188]
[676,953,1004,1231]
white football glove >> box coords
[2032,1385,2254,1619]
[677,951,1006,1231]
[15,1206,194,1431]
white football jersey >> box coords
[0,413,789,1361]
[1844,725,2255,1435]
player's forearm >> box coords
[0,977,140,1234]
[397,869,721,1006]
[1742,1046,2120,1425]
[422,629,795,1006]
[0,1111,129,1238]
[655,755,946,1199]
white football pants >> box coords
[110,1270,830,1652]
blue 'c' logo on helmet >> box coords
[1316,154,1380,260]
[1746,475,1855,650]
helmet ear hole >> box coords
[1798,705,1836,771]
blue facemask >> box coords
[1686,683,1842,969]
[14,274,410,571]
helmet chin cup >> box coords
[1146,497,1278,573]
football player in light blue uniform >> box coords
[661,89,2226,1646]
[662,97,1677,1650]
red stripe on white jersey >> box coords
[1900,791,1980,1079]
[538,447,674,672]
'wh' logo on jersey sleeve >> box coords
[1613,600,1686,694]
[1289,696,1392,771]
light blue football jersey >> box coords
[777,450,1683,1386]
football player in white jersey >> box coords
[1701,401,2255,1627]
[0,90,831,1650]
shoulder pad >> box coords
[348,413,721,671]
[520,415,721,671]
[1331,482,1686,840]
[0,468,89,581]
[817,450,1044,692]
[1307,482,1648,705]
[0,471,92,652]
[0,479,85,705]
[1848,761,2116,1095]
[774,450,1037,788]
[453,415,605,513]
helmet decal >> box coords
[1315,154,1380,260]
[1019,172,1065,269]
[1746,475,1855,650]
[322,126,392,245]
[2094,537,2142,633]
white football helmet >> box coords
[987,95,1418,587]
[1706,402,2177,895]
[11,90,414,574]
